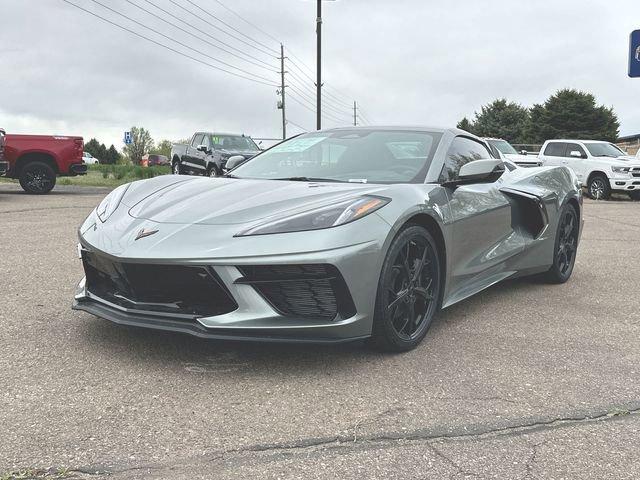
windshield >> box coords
[230,129,442,184]
[584,142,625,158]
[488,139,518,155]
[209,134,258,151]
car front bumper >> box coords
[72,233,385,343]
[610,178,640,191]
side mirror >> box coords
[225,155,247,171]
[569,150,584,158]
[197,144,208,153]
[444,159,505,187]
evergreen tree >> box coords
[525,89,620,143]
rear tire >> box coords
[544,203,579,284]
[369,225,441,352]
[172,160,182,175]
[19,162,56,194]
[587,174,610,200]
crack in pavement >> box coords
[5,404,639,478]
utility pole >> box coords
[279,43,286,140]
[316,0,322,130]
[353,101,357,126]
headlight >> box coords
[236,196,390,236]
[96,183,130,222]
[612,166,631,176]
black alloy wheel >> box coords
[19,161,56,194]
[371,225,441,352]
[544,204,579,283]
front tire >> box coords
[587,174,610,200]
[544,203,579,284]
[370,225,441,352]
[207,165,221,177]
[19,162,56,194]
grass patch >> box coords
[1,164,172,188]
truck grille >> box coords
[82,250,237,317]
[236,264,356,320]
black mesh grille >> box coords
[236,264,356,320]
[82,251,237,317]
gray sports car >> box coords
[73,127,583,351]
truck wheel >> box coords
[172,161,182,175]
[587,174,610,200]
[19,162,56,194]
[207,165,221,177]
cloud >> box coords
[0,0,638,148]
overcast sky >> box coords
[1,0,639,148]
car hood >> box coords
[219,149,260,158]
[504,153,538,163]
[127,177,388,225]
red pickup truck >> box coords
[1,132,87,193]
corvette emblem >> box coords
[135,228,159,241]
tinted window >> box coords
[543,142,567,157]
[439,136,492,182]
[191,134,204,147]
[231,129,443,184]
[564,143,586,158]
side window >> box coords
[439,136,492,183]
[543,142,566,157]
[201,135,211,151]
[564,143,586,158]
[191,134,204,148]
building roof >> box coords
[618,133,640,142]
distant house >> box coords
[617,134,640,155]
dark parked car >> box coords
[171,132,261,177]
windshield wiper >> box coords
[275,176,346,183]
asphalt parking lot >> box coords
[1,184,640,479]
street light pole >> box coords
[316,0,322,130]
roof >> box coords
[618,133,640,142]
[325,125,451,134]
[545,139,614,144]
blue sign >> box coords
[124,131,132,144]
[630,30,640,78]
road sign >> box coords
[630,30,640,78]
[124,131,132,145]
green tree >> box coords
[460,99,530,143]
[105,145,121,165]
[456,117,475,134]
[123,126,154,165]
[84,138,108,163]
[150,139,173,158]
[525,89,620,143]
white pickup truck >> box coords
[538,139,640,200]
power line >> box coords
[84,0,278,83]
[177,0,280,56]
[138,0,278,71]
[287,92,349,125]
[287,84,352,120]
[287,119,310,132]
[61,0,279,87]
[209,0,282,46]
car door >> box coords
[540,142,567,167]
[185,133,205,170]
[563,142,588,182]
[442,136,524,303]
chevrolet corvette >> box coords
[73,127,582,351]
